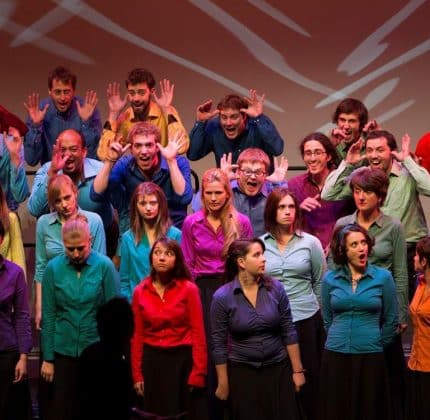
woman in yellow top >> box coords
[0,184,26,278]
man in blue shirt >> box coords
[187,90,284,171]
[91,121,192,236]
[23,66,102,165]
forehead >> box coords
[346,231,366,244]
[303,139,325,151]
[132,134,157,145]
[366,137,389,148]
[153,243,174,253]
[51,79,74,90]
[63,231,90,246]
[204,180,226,192]
[56,184,75,197]
[278,194,294,206]
[338,113,359,122]
[58,132,82,147]
[137,193,158,202]
[246,242,264,255]
[220,108,242,118]
[239,160,266,170]
[127,82,150,91]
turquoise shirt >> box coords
[261,231,326,322]
[321,157,430,242]
[322,264,398,354]
[41,251,119,361]
[119,226,182,302]
[331,212,408,324]
[34,209,106,283]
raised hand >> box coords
[107,141,131,163]
[266,156,288,183]
[345,138,365,165]
[158,132,185,161]
[330,128,347,147]
[241,89,264,118]
[48,141,69,176]
[24,93,49,125]
[362,119,380,135]
[196,100,219,122]
[300,194,322,212]
[76,90,98,122]
[220,152,239,181]
[153,79,174,110]
[106,82,127,115]
[4,127,23,167]
[391,134,411,162]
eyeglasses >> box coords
[303,150,327,157]
[239,168,266,177]
[153,249,175,257]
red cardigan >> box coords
[131,276,207,387]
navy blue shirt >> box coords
[211,277,298,367]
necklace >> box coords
[351,275,362,292]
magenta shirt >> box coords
[181,210,253,278]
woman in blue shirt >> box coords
[211,238,304,420]
[119,182,181,302]
[320,224,398,420]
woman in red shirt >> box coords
[408,236,430,419]
[131,237,207,419]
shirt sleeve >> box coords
[321,160,356,200]
[34,219,48,283]
[24,121,43,166]
[187,121,213,161]
[181,217,196,279]
[249,114,284,156]
[119,235,132,302]
[186,282,207,387]
[131,287,145,383]
[403,155,430,196]
[174,157,193,205]
[210,289,229,365]
[9,158,30,204]
[89,215,106,255]
[380,271,399,348]
[102,258,120,301]
[28,164,50,217]
[13,267,32,354]
[8,213,26,280]
[41,262,56,361]
[79,103,102,160]
[321,274,333,332]
[239,214,254,239]
[310,236,326,303]
[276,282,298,346]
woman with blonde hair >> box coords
[0,184,26,277]
[181,168,253,420]
[119,182,181,302]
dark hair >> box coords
[264,188,302,239]
[48,66,77,90]
[224,238,271,285]
[0,184,10,232]
[332,98,368,131]
[125,68,156,89]
[365,130,397,151]
[149,238,192,280]
[300,132,340,170]
[330,224,374,266]
[217,94,248,112]
[96,297,134,345]
[0,218,5,239]
[416,236,430,266]
[350,167,389,205]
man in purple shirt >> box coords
[0,219,32,418]
[288,132,354,253]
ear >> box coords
[237,256,246,270]
[421,256,428,268]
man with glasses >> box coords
[97,68,189,161]
[24,66,102,165]
[188,91,284,171]
[28,129,116,257]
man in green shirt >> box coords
[40,217,119,420]
[322,129,430,300]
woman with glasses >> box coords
[119,182,181,302]
[131,238,207,419]
[261,187,326,420]
[288,132,353,253]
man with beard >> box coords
[187,91,284,171]
[322,130,430,300]
[28,129,116,256]
[24,66,102,165]
[330,98,378,159]
[97,68,189,160]
[91,121,192,238]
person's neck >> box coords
[348,263,365,279]
[239,271,258,288]
[154,273,171,286]
[423,268,430,287]
[310,167,330,189]
[66,168,83,184]
[278,226,294,242]
[357,208,380,225]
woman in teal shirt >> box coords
[119,182,181,302]
[320,224,398,420]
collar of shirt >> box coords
[47,207,85,225]
[126,101,162,123]
[232,277,266,294]
[129,154,166,178]
[261,229,304,243]
[141,276,179,292]
[65,250,96,267]
[332,263,376,282]
[390,159,402,177]
[349,210,385,228]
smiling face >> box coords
[49,78,75,113]
[53,184,78,220]
[276,194,296,230]
[365,137,393,173]
[127,82,152,117]
[302,139,331,176]
[336,112,361,144]
[237,161,267,196]
[238,242,266,277]
[219,108,246,140]
[345,231,369,272]
[131,134,159,172]
[58,130,86,175]
[136,193,159,222]
[203,180,229,215]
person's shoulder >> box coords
[80,209,103,225]
[36,161,51,175]
[184,210,204,224]
[3,258,24,276]
[167,225,182,239]
[367,264,393,281]
[288,173,308,186]
[213,281,233,300]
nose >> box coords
[72,249,80,258]
[210,193,217,201]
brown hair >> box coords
[129,182,171,243]
[264,188,302,239]
[202,168,240,257]
[350,167,389,205]
[48,66,77,90]
[47,174,78,211]
[217,94,248,112]
[332,98,368,131]
[365,130,398,151]
[127,121,161,144]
